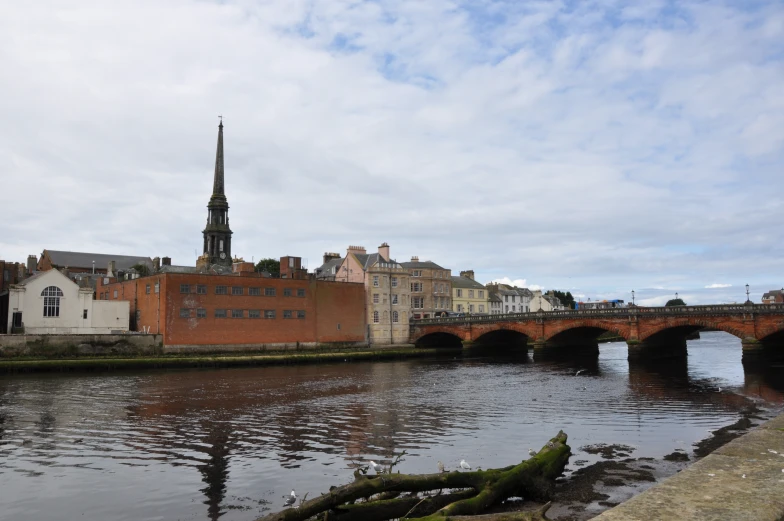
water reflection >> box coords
[0,333,782,521]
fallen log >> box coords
[256,431,569,521]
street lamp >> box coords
[675,292,678,301]
[745,284,751,304]
[631,290,635,306]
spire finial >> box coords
[218,114,223,127]
[212,118,225,195]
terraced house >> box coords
[451,270,489,314]
[401,257,451,319]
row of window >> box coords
[180,308,307,319]
[410,270,449,278]
[456,289,485,298]
[456,304,486,313]
[179,284,306,297]
[372,293,405,305]
[373,310,401,323]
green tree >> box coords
[255,258,280,276]
[665,298,686,306]
[550,290,576,309]
[131,263,150,276]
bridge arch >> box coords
[473,327,532,348]
[544,320,630,342]
[638,319,746,342]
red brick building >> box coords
[97,272,366,350]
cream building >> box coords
[6,269,129,334]
[400,257,451,319]
[530,290,565,312]
[451,270,489,314]
[332,243,412,345]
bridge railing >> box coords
[411,303,784,326]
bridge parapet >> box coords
[411,304,784,327]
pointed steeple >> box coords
[212,118,225,197]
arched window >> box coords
[373,311,379,323]
[41,286,63,317]
[392,311,399,323]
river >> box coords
[1,332,783,521]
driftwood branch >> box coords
[256,431,569,521]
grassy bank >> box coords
[0,347,451,373]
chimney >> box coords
[378,242,390,261]
[323,252,341,264]
[460,270,475,280]
[27,255,37,274]
[107,261,116,277]
[153,257,161,271]
[347,245,367,254]
[162,256,171,266]
[411,256,419,262]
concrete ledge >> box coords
[593,414,784,521]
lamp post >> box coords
[631,290,635,306]
[745,284,751,305]
[675,292,678,301]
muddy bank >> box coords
[543,404,773,520]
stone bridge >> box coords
[409,304,784,359]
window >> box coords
[215,285,228,295]
[337,323,341,330]
[296,288,305,297]
[146,284,151,294]
[215,309,227,318]
[41,286,63,317]
[457,304,463,312]
[391,277,398,287]
[469,290,474,298]
[283,288,292,297]
[180,308,192,318]
[249,287,261,296]
[231,309,243,318]
[283,310,293,319]
[479,290,484,298]
[469,304,474,313]
[83,309,88,319]
[479,305,485,313]
[373,275,379,287]
[265,287,276,296]
[296,310,305,319]
[411,282,422,292]
[512,305,516,312]
[264,310,276,319]
[219,239,224,252]
[504,295,508,302]
[232,286,243,296]
[373,311,379,323]
[197,285,207,294]
[505,305,509,313]
[373,293,379,304]
[412,270,421,277]
[392,294,398,305]
[197,308,207,318]
[249,309,261,318]
[154,283,159,294]
[456,289,463,297]
[180,284,190,294]
[412,297,424,309]
[393,311,399,323]
[113,290,118,299]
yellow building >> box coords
[451,270,489,314]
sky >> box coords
[1,0,782,306]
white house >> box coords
[6,269,129,334]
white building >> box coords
[530,290,566,312]
[6,269,129,334]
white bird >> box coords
[768,449,778,454]
[438,461,445,473]
[575,369,584,376]
[528,448,537,457]
[283,490,297,507]
[707,473,715,477]
[741,474,746,479]
[460,459,471,470]
[369,461,383,473]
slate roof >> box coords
[159,265,200,274]
[44,250,153,271]
[762,289,783,299]
[401,260,446,269]
[315,257,344,279]
[451,275,485,290]
[489,292,503,303]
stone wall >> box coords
[0,334,163,357]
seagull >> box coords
[707,473,715,477]
[438,461,445,473]
[741,474,746,479]
[369,461,383,473]
[768,449,778,454]
[575,369,584,376]
[528,448,537,457]
[283,490,297,507]
[460,459,471,470]
[582,387,587,391]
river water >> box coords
[1,332,783,521]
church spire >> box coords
[212,117,225,197]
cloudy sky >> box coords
[2,0,782,305]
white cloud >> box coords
[0,1,781,298]
[705,283,732,289]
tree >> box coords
[550,290,576,309]
[255,258,280,276]
[131,263,150,277]
[665,298,686,307]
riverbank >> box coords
[0,346,447,373]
